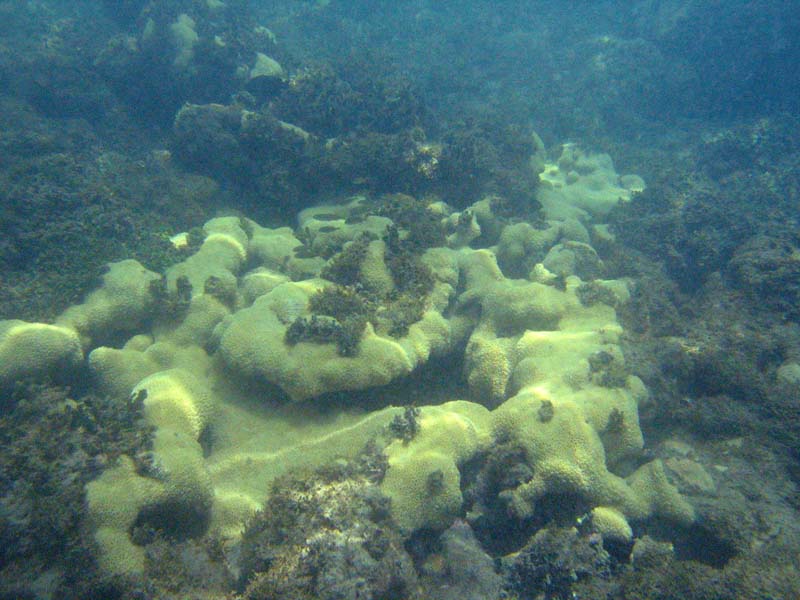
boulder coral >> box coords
[86,369,215,575]
[538,144,645,221]
[381,401,493,533]
[0,320,83,387]
[0,152,695,576]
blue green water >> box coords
[0,1,798,598]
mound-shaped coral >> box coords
[0,153,694,578]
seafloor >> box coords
[0,1,799,599]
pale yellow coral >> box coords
[86,456,158,575]
[86,369,216,575]
[627,460,696,525]
[590,506,633,544]
[26,196,693,578]
[89,338,213,399]
[381,401,492,532]
[170,13,198,68]
[0,320,82,386]
[56,259,161,348]
[537,145,645,221]
[165,217,247,300]
[491,389,691,528]
[216,280,455,401]
[358,240,395,296]
[464,330,512,405]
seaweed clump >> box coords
[381,292,429,338]
[237,451,418,599]
[588,350,629,388]
[309,283,369,320]
[0,381,153,595]
[285,314,339,346]
[504,527,613,599]
[291,195,440,356]
[383,224,436,295]
[285,314,358,356]
[149,274,193,322]
[320,232,376,286]
[376,193,445,250]
[308,284,371,357]
[380,222,435,336]
[389,405,421,444]
[436,119,540,211]
[271,64,423,138]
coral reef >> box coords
[2,2,800,597]
[0,151,703,588]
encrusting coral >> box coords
[0,147,693,578]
